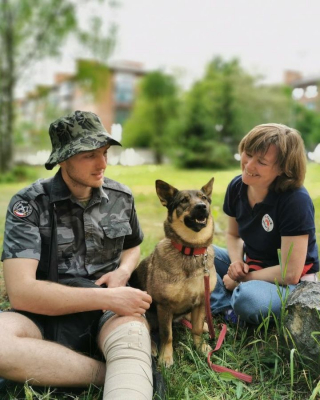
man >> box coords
[0,110,153,399]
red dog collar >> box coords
[171,241,207,256]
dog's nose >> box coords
[194,203,207,210]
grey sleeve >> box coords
[1,195,41,261]
[122,200,144,250]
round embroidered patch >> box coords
[12,200,33,218]
[262,214,274,232]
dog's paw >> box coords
[199,342,212,355]
[159,353,174,368]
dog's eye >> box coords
[181,197,189,203]
[201,195,207,201]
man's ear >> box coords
[201,177,214,199]
[155,180,179,207]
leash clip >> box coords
[203,252,209,275]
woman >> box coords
[210,123,319,325]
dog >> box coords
[132,178,217,367]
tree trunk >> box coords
[0,0,14,173]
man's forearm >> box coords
[8,278,113,315]
[119,245,141,275]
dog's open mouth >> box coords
[195,217,207,225]
[185,214,208,232]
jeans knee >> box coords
[231,284,266,324]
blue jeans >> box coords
[210,246,297,324]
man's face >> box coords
[59,145,110,190]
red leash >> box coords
[204,274,215,339]
[204,275,252,383]
[174,245,252,383]
[181,274,252,383]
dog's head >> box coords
[155,178,214,233]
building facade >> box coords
[284,70,320,112]
[17,59,145,133]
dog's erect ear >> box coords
[155,180,179,207]
[201,177,214,199]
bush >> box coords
[173,141,235,169]
[0,165,39,183]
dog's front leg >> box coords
[191,305,212,354]
[157,305,174,367]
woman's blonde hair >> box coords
[239,123,306,192]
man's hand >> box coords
[223,274,239,291]
[95,268,130,288]
[107,287,152,317]
[227,260,249,282]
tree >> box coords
[293,103,320,149]
[122,71,180,164]
[0,0,118,173]
[174,57,294,168]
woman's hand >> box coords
[223,274,239,291]
[228,260,249,282]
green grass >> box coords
[1,163,320,399]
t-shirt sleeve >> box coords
[278,189,315,236]
[1,195,41,261]
[122,199,144,250]
[223,176,240,217]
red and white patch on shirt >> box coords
[262,214,274,232]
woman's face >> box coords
[241,144,282,190]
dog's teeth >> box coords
[196,218,206,224]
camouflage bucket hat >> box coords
[45,110,121,170]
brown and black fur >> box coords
[132,178,217,367]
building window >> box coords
[114,73,135,104]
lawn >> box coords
[1,163,320,399]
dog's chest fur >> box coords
[145,238,215,314]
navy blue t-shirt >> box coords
[223,175,319,274]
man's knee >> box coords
[0,312,42,374]
[98,315,148,349]
[101,320,153,399]
[0,312,43,339]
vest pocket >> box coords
[57,227,74,260]
[102,220,132,258]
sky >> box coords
[19,0,320,96]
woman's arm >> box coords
[226,217,249,279]
[229,235,308,285]
[226,217,244,262]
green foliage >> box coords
[169,57,295,169]
[77,13,118,64]
[0,0,78,173]
[122,71,180,163]
[0,0,115,173]
[75,59,110,98]
[122,56,320,171]
[174,139,234,169]
[0,165,40,183]
[294,103,320,148]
